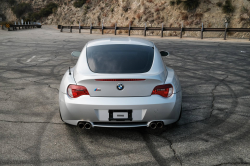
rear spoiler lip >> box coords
[95,79,146,81]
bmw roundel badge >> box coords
[117,83,124,90]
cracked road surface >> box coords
[0,26,250,166]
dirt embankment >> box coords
[1,0,250,38]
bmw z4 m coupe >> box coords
[59,38,182,129]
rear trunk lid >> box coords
[76,74,166,97]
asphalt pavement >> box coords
[0,26,249,166]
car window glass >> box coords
[86,44,154,73]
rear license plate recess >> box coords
[108,110,133,121]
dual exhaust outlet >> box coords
[78,122,92,130]
[149,121,164,129]
[78,121,164,129]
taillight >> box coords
[151,84,173,98]
[67,85,89,98]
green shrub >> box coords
[39,2,58,17]
[170,1,175,6]
[0,13,6,21]
[27,12,41,21]
[241,6,248,14]
[216,2,223,7]
[0,0,16,6]
[222,0,234,14]
[176,0,182,5]
[73,0,86,8]
[25,2,58,21]
[183,0,200,11]
[122,5,129,12]
[8,0,16,5]
[0,21,14,26]
[11,3,32,18]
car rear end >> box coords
[59,38,182,129]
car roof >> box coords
[87,37,154,47]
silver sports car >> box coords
[59,38,182,129]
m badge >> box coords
[94,88,101,91]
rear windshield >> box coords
[86,44,154,73]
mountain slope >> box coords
[1,0,250,38]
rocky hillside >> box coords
[1,0,250,38]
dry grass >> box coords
[154,15,163,24]
[239,16,247,22]
[241,6,249,14]
[205,8,211,12]
[173,31,178,36]
[141,0,144,6]
[181,13,189,20]
[227,31,235,36]
[184,20,194,26]
[147,0,153,3]
[148,18,154,24]
[110,22,115,27]
[159,2,166,6]
[104,30,110,34]
[136,13,142,20]
[156,20,163,24]
[194,13,203,18]
[194,20,201,25]
[159,6,165,11]
[154,15,160,20]
[154,7,160,12]
[128,20,134,26]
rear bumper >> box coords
[82,122,148,128]
[59,91,182,127]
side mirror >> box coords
[71,51,81,57]
[160,51,169,57]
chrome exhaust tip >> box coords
[84,122,92,129]
[157,122,164,128]
[78,122,85,129]
[149,122,157,129]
